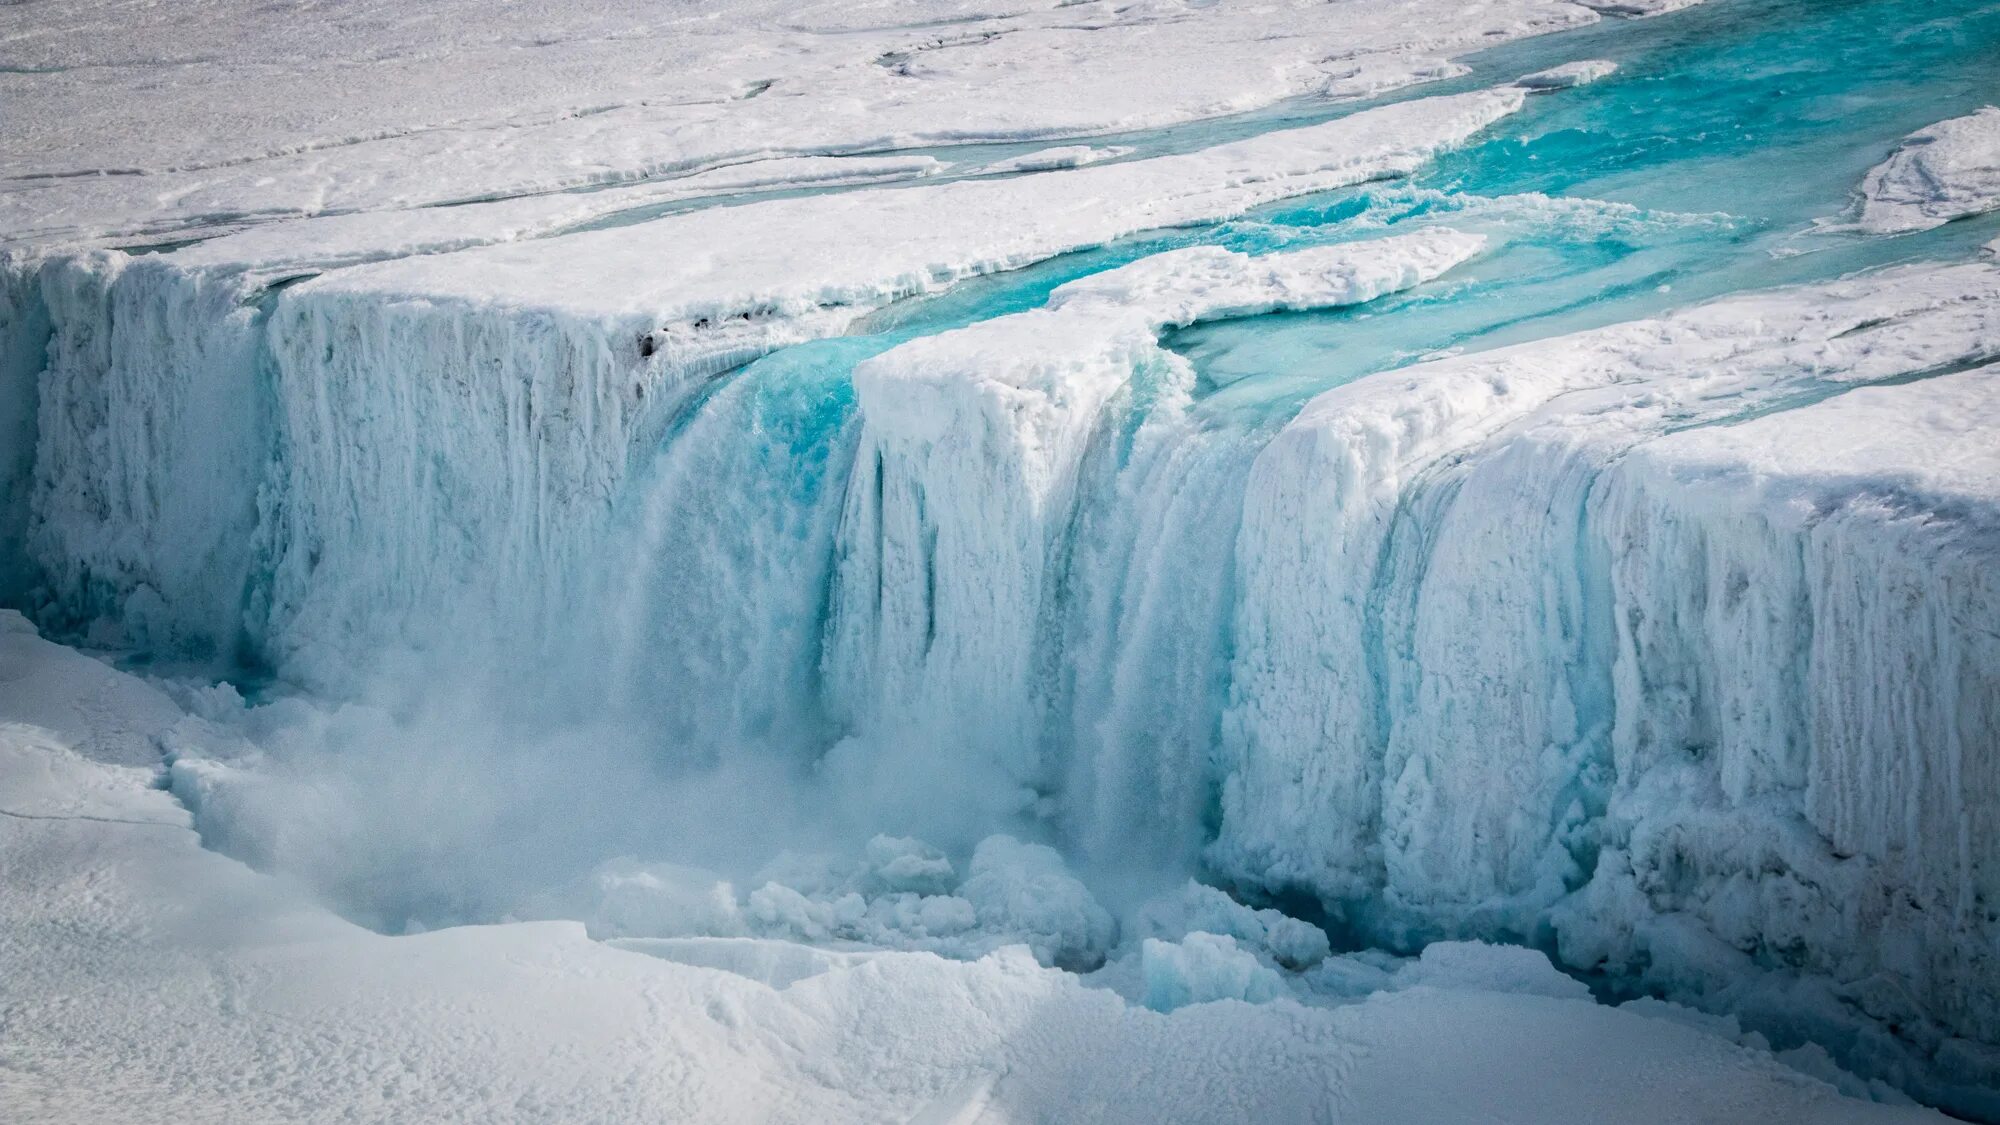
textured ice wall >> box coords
[1214,263,2000,1101]
[827,232,1486,826]
[3,86,1530,690]
[1219,262,2000,922]
[0,254,48,603]
[8,253,268,655]
[1570,368,2000,1069]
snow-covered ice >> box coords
[1851,107,2000,233]
[6,0,2000,1118]
[5,86,1530,687]
[0,0,1604,246]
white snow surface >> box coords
[0,0,1616,247]
[1852,107,2000,234]
[0,610,1940,1125]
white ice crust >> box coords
[1852,107,2000,234]
[11,0,2000,1113]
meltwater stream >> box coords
[9,0,2000,1114]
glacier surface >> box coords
[5,0,2000,1119]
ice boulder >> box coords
[1134,881,1330,970]
[863,834,957,895]
[1517,60,1618,89]
[1142,933,1288,1012]
[959,835,1117,970]
[1391,941,1592,1001]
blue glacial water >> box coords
[713,0,2000,446]
[1170,0,2000,417]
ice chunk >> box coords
[863,834,957,896]
[1575,0,1705,15]
[1141,933,1288,1012]
[1517,60,1618,89]
[978,146,1132,174]
[1850,107,2000,234]
[959,835,1116,971]
[1393,942,1591,1002]
[577,859,747,940]
[1134,881,1330,970]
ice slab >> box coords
[1218,260,2000,1109]
[1852,107,2000,234]
[1518,60,1619,88]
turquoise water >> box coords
[1171,0,2000,417]
[716,0,2000,447]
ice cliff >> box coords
[5,18,2000,1115]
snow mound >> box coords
[1393,942,1592,1002]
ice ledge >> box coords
[1848,107,2000,235]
